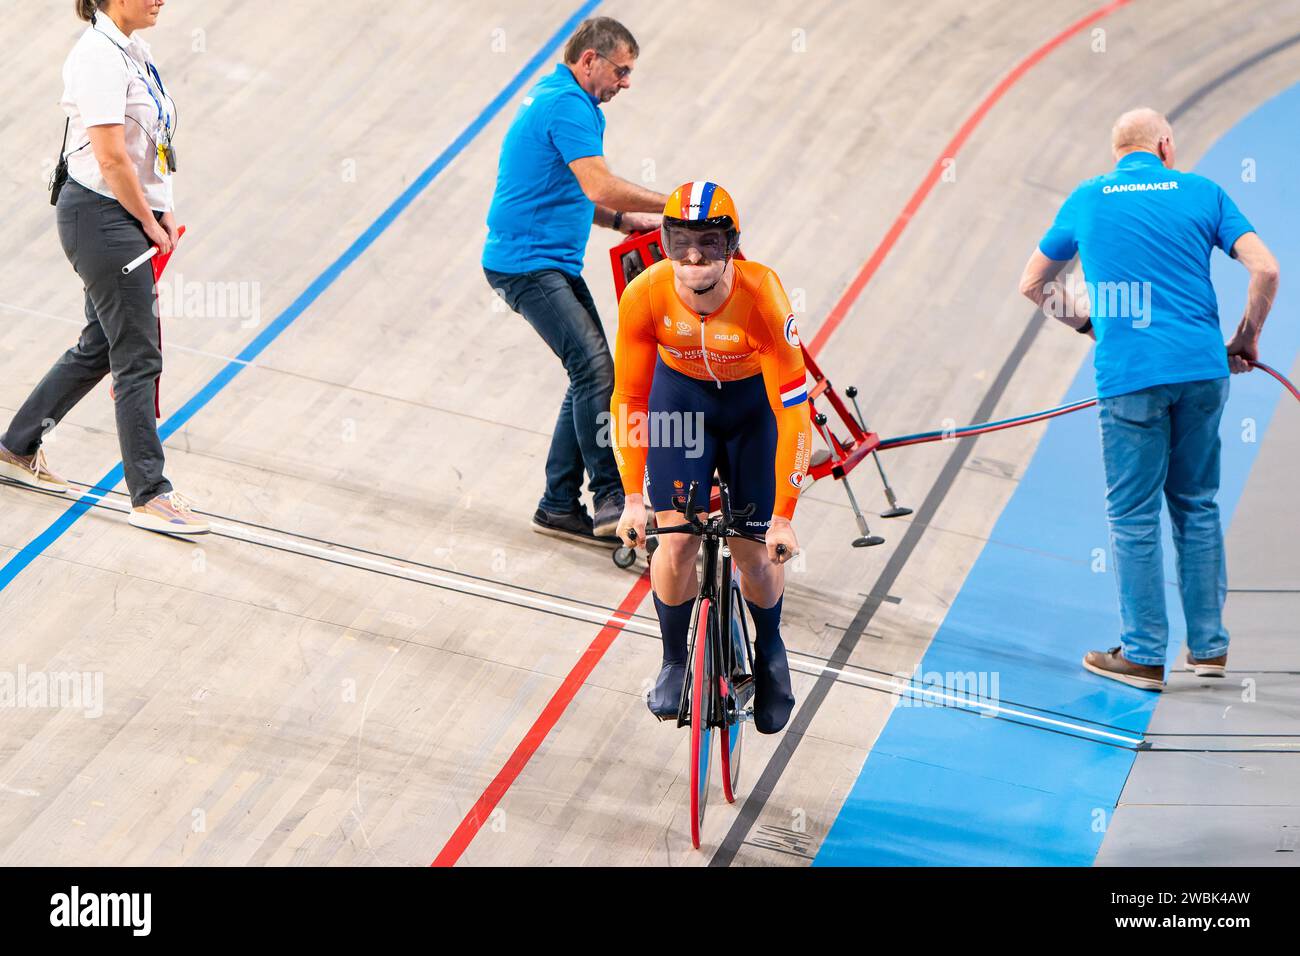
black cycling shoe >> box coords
[531,506,618,547]
[753,644,795,734]
[646,661,686,719]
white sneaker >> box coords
[129,491,210,535]
[0,443,70,494]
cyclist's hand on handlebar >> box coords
[766,516,798,565]
[617,494,648,549]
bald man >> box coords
[1020,107,1280,691]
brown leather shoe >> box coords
[1183,649,1227,678]
[1082,646,1165,691]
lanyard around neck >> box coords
[93,23,171,131]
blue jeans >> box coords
[483,267,622,513]
[1097,377,1231,666]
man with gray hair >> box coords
[484,16,667,546]
[1019,107,1280,690]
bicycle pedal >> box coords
[732,679,756,709]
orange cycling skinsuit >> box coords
[610,256,812,526]
[611,181,807,734]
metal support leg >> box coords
[846,385,912,518]
[811,410,884,547]
[841,473,885,548]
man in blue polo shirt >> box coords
[484,16,667,546]
[1020,107,1280,691]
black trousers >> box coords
[3,182,171,506]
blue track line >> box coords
[0,0,601,594]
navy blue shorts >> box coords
[645,357,777,532]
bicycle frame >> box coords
[631,480,770,845]
[634,480,760,729]
[676,525,728,729]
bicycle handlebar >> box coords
[623,480,788,557]
[630,523,779,551]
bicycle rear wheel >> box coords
[719,583,750,803]
[689,597,713,849]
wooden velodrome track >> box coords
[1,0,1297,866]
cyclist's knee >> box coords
[732,543,783,596]
[655,531,700,569]
[730,539,769,574]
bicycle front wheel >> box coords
[689,597,713,849]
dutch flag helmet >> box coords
[661,181,741,261]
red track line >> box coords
[429,0,1132,867]
[805,0,1134,357]
[431,571,653,866]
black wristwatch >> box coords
[613,211,624,232]
[1076,318,1093,335]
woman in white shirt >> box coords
[0,0,207,534]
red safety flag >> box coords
[148,225,185,418]
[110,226,186,416]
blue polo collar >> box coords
[1116,150,1165,170]
[557,63,601,106]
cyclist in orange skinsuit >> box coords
[612,181,811,734]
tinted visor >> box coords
[662,219,732,261]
